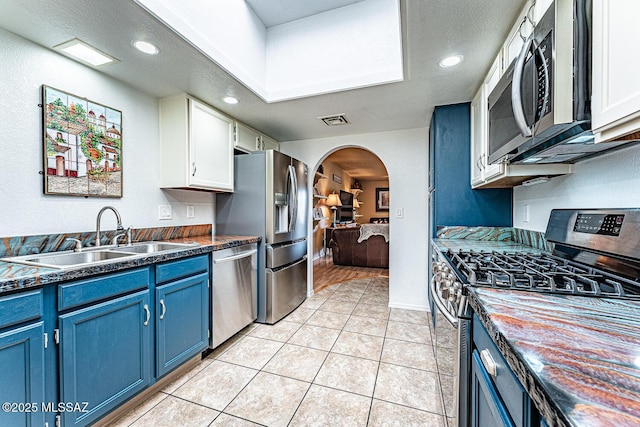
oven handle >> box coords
[430,276,458,327]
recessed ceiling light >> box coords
[223,96,239,104]
[53,38,118,67]
[133,40,159,55]
[439,55,464,68]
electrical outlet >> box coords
[523,204,530,223]
[158,205,172,220]
[186,205,195,218]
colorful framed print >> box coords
[43,85,122,197]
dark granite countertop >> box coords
[468,287,640,427]
[0,235,260,295]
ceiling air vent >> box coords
[318,114,350,126]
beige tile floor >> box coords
[110,277,447,427]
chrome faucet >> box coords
[95,206,124,247]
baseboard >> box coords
[388,301,430,311]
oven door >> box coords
[431,275,471,427]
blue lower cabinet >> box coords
[156,272,209,377]
[59,290,152,426]
[471,349,515,427]
[0,322,45,427]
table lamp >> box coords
[326,192,342,227]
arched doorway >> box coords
[310,147,390,293]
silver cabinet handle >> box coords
[192,162,197,176]
[480,349,497,377]
[213,249,257,264]
[159,299,166,320]
[143,304,150,326]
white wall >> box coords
[513,143,640,231]
[0,29,214,237]
[281,128,430,311]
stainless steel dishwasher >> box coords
[210,243,258,348]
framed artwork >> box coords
[42,85,122,197]
[332,174,342,184]
[376,187,390,211]
[313,207,324,220]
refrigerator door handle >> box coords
[287,165,297,232]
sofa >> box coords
[329,225,389,268]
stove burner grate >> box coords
[446,249,640,299]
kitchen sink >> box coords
[1,241,198,269]
[5,250,135,269]
[114,242,196,254]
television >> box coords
[338,190,354,222]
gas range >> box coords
[433,209,640,318]
[429,209,640,427]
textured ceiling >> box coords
[326,148,389,181]
[0,0,525,143]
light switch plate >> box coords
[158,205,172,220]
[186,205,195,218]
[396,208,404,219]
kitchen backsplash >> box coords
[436,226,551,251]
[0,224,212,258]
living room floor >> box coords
[312,254,389,292]
[110,276,448,427]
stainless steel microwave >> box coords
[487,0,596,165]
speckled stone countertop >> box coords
[0,234,260,295]
[468,287,640,427]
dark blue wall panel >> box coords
[430,103,512,235]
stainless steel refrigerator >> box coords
[216,150,308,324]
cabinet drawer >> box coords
[156,254,209,285]
[473,315,527,427]
[0,289,43,330]
[58,268,150,311]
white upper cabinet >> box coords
[470,88,485,187]
[160,95,234,192]
[234,121,280,153]
[502,0,553,70]
[235,122,261,152]
[261,134,280,151]
[592,0,640,142]
[471,55,506,188]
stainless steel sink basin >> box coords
[114,242,195,254]
[6,250,135,269]
[1,241,198,269]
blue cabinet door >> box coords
[0,322,45,427]
[156,272,209,377]
[59,290,152,426]
[471,350,515,427]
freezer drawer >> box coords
[265,256,307,324]
[211,244,257,348]
[266,239,307,269]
